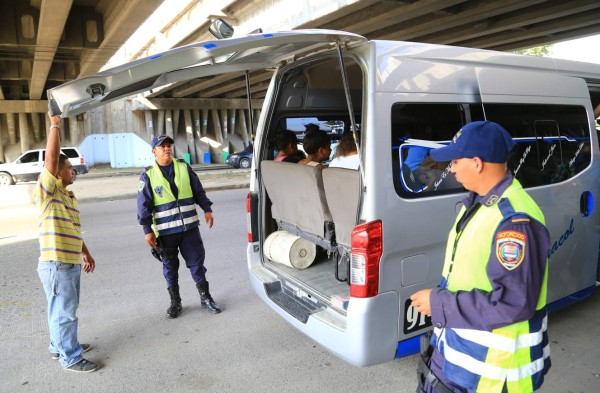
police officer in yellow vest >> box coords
[137,135,221,318]
[410,121,551,393]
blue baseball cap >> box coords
[151,135,174,149]
[430,121,515,163]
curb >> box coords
[84,164,233,179]
[74,182,250,204]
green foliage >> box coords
[513,45,552,57]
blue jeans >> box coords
[37,261,84,368]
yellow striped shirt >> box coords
[34,167,82,264]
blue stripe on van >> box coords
[394,335,421,358]
[547,285,595,312]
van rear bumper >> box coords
[247,244,399,367]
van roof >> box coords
[371,40,600,81]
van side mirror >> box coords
[208,18,234,39]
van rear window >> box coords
[391,103,591,199]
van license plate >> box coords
[403,299,432,334]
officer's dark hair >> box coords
[58,154,69,170]
[303,128,330,155]
[275,130,298,151]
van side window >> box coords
[485,104,591,188]
[391,103,483,199]
[392,103,591,199]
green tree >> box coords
[513,45,552,57]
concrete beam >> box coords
[172,73,244,98]
[133,98,264,111]
[0,100,48,113]
[422,0,600,46]
[328,0,466,35]
[78,0,163,77]
[296,0,381,29]
[376,0,546,41]
[29,0,73,100]
[202,72,273,98]
[492,25,600,51]
[461,11,600,49]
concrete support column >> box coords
[18,113,30,152]
[31,113,41,143]
[201,110,208,137]
[237,109,249,146]
[69,117,79,146]
[220,109,228,140]
[211,110,223,143]
[7,113,17,145]
[157,110,165,135]
[172,109,180,138]
[44,114,51,139]
[183,110,196,163]
[165,110,174,138]
[144,110,155,140]
[192,110,201,140]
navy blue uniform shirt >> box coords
[137,161,213,235]
[426,171,550,392]
[430,171,550,331]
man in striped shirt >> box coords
[35,112,98,373]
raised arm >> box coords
[45,113,62,176]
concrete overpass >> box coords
[2,0,600,163]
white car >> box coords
[0,147,88,185]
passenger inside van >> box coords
[298,127,331,169]
[274,130,302,163]
[329,132,359,170]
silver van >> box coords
[49,30,600,367]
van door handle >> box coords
[580,191,593,217]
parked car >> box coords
[0,147,88,185]
[226,144,253,168]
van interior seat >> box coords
[260,161,334,249]
[322,167,361,248]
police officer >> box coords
[410,121,551,393]
[137,135,221,318]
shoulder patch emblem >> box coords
[138,181,145,192]
[154,185,164,198]
[496,230,526,270]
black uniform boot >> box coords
[166,285,182,319]
[196,281,221,314]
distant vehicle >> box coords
[226,144,253,168]
[0,147,88,186]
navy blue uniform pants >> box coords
[158,227,207,288]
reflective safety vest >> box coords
[146,160,199,237]
[434,179,550,393]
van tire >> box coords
[0,173,14,186]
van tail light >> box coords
[246,192,253,243]
[350,220,383,298]
[80,157,85,164]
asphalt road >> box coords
[1,188,599,392]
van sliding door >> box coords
[478,69,598,302]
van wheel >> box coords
[73,170,77,181]
[239,158,251,169]
[0,173,14,186]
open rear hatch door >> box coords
[48,30,366,117]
